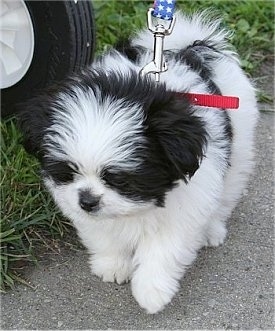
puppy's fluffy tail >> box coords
[132,10,237,59]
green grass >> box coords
[1,120,71,289]
[1,0,274,291]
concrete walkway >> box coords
[2,68,274,330]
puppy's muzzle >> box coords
[79,190,101,213]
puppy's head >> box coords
[18,69,207,222]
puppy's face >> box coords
[42,90,156,220]
[19,69,206,222]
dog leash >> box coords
[140,0,239,109]
[140,0,176,82]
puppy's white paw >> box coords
[90,255,132,284]
[206,220,227,247]
[131,276,176,314]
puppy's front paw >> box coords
[90,255,132,284]
[131,275,177,314]
[205,220,227,247]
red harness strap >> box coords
[179,93,239,109]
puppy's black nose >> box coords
[79,190,100,212]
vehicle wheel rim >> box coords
[0,0,34,89]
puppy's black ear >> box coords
[146,92,207,181]
[17,96,53,160]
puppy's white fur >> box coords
[44,12,258,313]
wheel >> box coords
[0,0,96,118]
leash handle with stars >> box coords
[152,0,176,20]
[140,0,176,82]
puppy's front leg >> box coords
[131,233,196,314]
[79,226,134,285]
[90,249,133,285]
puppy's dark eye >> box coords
[43,160,78,184]
[100,169,126,190]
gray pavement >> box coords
[1,69,274,330]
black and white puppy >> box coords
[19,12,258,313]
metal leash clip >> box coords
[140,8,176,82]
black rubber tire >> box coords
[1,0,96,118]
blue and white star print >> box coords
[152,0,176,20]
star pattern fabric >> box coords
[152,0,176,20]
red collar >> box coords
[178,92,239,109]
